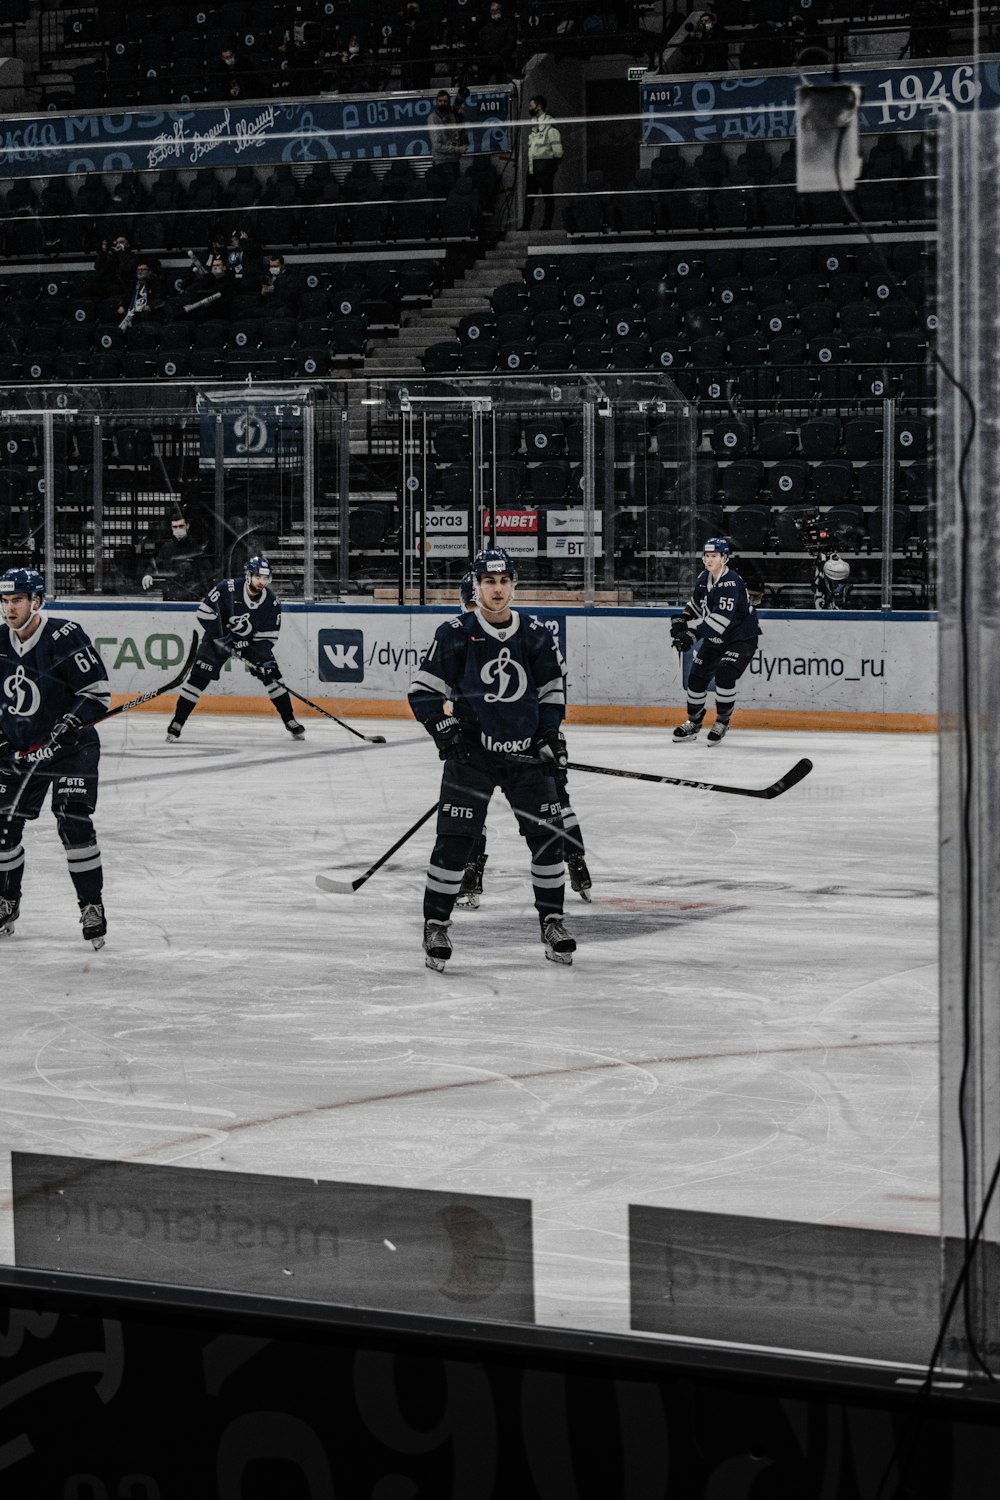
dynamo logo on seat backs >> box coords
[319,628,365,683]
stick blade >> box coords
[366,735,388,744]
[764,757,814,798]
[315,874,360,895]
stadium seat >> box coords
[757,417,799,459]
[866,506,911,552]
[721,459,766,506]
[711,416,755,458]
[728,505,771,551]
[768,460,810,506]
[809,460,854,506]
[798,416,842,460]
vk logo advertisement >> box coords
[319,629,365,683]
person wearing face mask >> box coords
[521,96,563,232]
[475,2,518,84]
[117,259,164,329]
[429,88,469,180]
[142,515,211,603]
[258,254,300,313]
[181,255,235,320]
[213,43,246,100]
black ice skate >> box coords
[166,719,182,741]
[672,714,704,742]
[541,913,575,965]
[286,719,306,740]
[80,901,107,950]
[0,897,20,937]
[567,853,592,902]
[707,721,729,745]
[423,918,453,972]
[455,852,488,910]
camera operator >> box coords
[429,87,470,181]
[675,10,727,73]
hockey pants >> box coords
[0,740,103,906]
[470,769,584,863]
[172,645,295,728]
[424,756,565,922]
[684,640,758,726]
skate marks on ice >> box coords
[0,722,940,1310]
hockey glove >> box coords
[532,728,568,771]
[20,712,82,764]
[225,634,253,656]
[0,729,14,763]
[429,715,471,762]
[704,635,725,648]
[249,658,282,686]
[670,616,695,654]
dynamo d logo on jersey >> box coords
[318,628,365,683]
[3,664,42,716]
[481,646,528,703]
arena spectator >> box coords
[475,2,519,85]
[117,259,164,327]
[93,233,139,298]
[257,254,301,313]
[225,227,264,282]
[429,87,469,180]
[212,43,248,100]
[400,0,434,90]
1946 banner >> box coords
[642,60,994,143]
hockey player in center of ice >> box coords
[670,537,762,745]
[166,555,305,742]
[409,548,576,970]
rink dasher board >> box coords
[60,603,938,723]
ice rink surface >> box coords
[0,712,938,1334]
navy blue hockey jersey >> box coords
[409,609,565,755]
[0,615,110,754]
[196,577,281,666]
[685,566,761,648]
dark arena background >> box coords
[0,2,999,1495]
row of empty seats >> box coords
[423,456,929,510]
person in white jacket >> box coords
[521,96,563,231]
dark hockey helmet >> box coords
[245,554,272,581]
[702,537,730,556]
[472,546,517,581]
[459,570,476,607]
[0,566,45,603]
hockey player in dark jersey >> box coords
[0,568,111,947]
[670,537,761,745]
[166,555,305,742]
[409,548,576,969]
[452,569,592,910]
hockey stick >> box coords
[563,756,813,800]
[273,680,387,744]
[508,753,813,800]
[17,632,199,758]
[315,802,439,894]
[96,631,200,726]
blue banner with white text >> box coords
[642,60,994,144]
[0,90,512,177]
